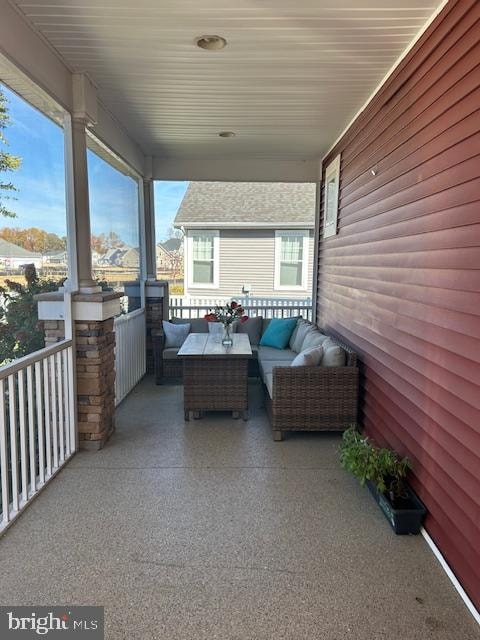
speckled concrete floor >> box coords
[0,377,478,639]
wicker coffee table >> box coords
[178,333,252,421]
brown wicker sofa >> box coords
[262,336,358,441]
[154,316,359,440]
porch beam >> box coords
[143,178,157,281]
[70,116,101,293]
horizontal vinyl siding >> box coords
[187,229,314,298]
[316,0,480,610]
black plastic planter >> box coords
[366,481,426,535]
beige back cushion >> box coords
[301,330,328,352]
[172,317,208,333]
[291,321,315,353]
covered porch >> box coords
[0,377,477,639]
[0,0,479,636]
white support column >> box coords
[70,116,101,293]
[143,157,157,281]
[64,73,101,294]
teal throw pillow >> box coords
[260,317,298,350]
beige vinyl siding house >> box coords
[175,182,316,299]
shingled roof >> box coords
[174,182,316,228]
[0,238,42,258]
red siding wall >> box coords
[317,0,480,610]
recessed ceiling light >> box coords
[218,131,236,138]
[196,35,227,51]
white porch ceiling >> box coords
[10,0,437,162]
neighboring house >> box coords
[98,247,127,266]
[43,250,67,267]
[120,247,140,269]
[156,238,184,271]
[0,238,43,270]
[174,182,316,298]
[161,238,183,254]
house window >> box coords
[188,231,219,288]
[274,231,309,290]
[323,154,341,238]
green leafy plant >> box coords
[339,426,411,502]
[0,264,64,364]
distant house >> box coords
[120,247,140,269]
[0,238,43,270]
[43,250,67,266]
[156,238,183,271]
[98,247,127,267]
[174,182,316,298]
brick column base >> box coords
[41,319,66,347]
[35,290,122,452]
[76,318,115,450]
[146,297,164,373]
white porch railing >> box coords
[114,308,146,406]
[0,339,75,534]
[170,296,313,321]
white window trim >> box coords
[186,230,220,289]
[323,154,341,238]
[274,230,309,291]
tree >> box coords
[164,225,182,241]
[0,87,21,218]
[91,231,124,254]
[0,227,66,254]
[0,264,64,364]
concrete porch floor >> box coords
[0,376,477,639]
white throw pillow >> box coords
[162,320,190,348]
[291,345,323,367]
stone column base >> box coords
[35,290,122,451]
[76,318,116,450]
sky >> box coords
[0,82,188,245]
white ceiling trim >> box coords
[321,0,450,162]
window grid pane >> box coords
[193,235,214,261]
[193,261,213,284]
[279,235,304,286]
[280,262,302,287]
[280,236,303,262]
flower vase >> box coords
[222,323,233,347]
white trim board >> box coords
[421,527,480,626]
[321,0,450,162]
[175,222,315,230]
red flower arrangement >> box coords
[204,301,249,326]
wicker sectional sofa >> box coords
[154,316,359,440]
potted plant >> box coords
[205,301,248,347]
[339,427,426,534]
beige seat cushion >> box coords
[162,347,180,359]
[264,373,274,399]
[258,346,296,361]
[259,359,292,381]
